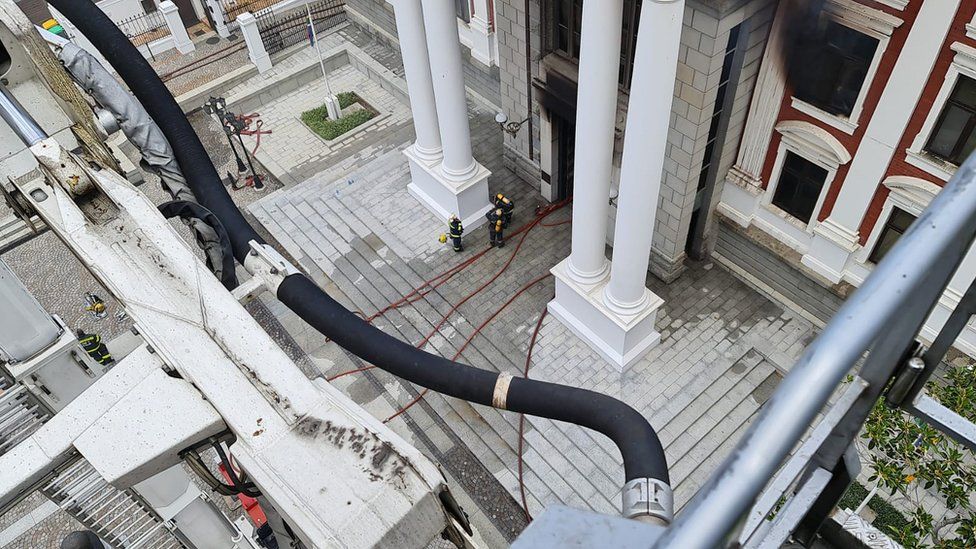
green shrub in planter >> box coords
[301,92,377,141]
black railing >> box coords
[256,0,346,56]
[219,0,274,23]
[115,9,170,60]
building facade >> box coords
[341,0,976,359]
[720,0,976,354]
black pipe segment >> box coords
[277,274,669,484]
[50,0,669,487]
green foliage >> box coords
[859,362,976,547]
[838,481,911,540]
[300,92,376,141]
[336,91,358,109]
[838,481,868,510]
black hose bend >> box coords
[50,0,669,489]
[277,274,668,484]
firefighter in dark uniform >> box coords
[448,215,464,252]
[76,329,113,365]
[494,193,515,228]
[487,208,505,248]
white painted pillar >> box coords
[802,0,962,282]
[420,0,477,182]
[604,0,683,312]
[160,1,195,55]
[468,0,497,66]
[566,0,625,283]
[392,0,443,162]
[726,0,792,191]
[206,0,231,38]
[237,12,272,73]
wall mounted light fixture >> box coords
[495,112,529,137]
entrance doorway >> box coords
[171,0,200,29]
[552,114,576,201]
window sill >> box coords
[904,150,955,182]
[762,202,815,233]
[791,98,859,135]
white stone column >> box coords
[392,0,442,162]
[206,0,231,38]
[237,12,272,73]
[421,0,477,180]
[467,0,497,66]
[160,1,195,55]
[565,0,624,283]
[551,0,671,371]
[801,0,961,283]
[406,0,492,228]
[604,0,682,315]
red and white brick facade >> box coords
[720,0,976,353]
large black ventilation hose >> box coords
[50,0,669,486]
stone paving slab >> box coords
[246,38,819,531]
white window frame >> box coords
[906,42,976,182]
[762,121,852,231]
[855,176,940,264]
[790,0,903,135]
[968,10,976,40]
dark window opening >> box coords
[868,207,916,264]
[771,153,829,223]
[551,0,642,90]
[925,75,976,166]
[792,20,878,118]
[686,23,746,258]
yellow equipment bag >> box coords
[439,234,448,244]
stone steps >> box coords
[251,146,621,515]
[0,214,41,252]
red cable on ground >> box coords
[383,271,552,423]
[517,306,548,523]
[326,199,571,382]
[235,113,271,156]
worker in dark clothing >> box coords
[448,215,464,252]
[76,329,113,365]
[487,208,505,248]
[494,193,515,228]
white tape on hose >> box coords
[492,372,513,410]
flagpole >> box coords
[306,2,338,118]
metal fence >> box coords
[219,0,276,23]
[256,0,346,56]
[115,9,170,49]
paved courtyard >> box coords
[0,21,823,549]
[243,25,818,539]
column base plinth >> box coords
[548,258,664,371]
[405,145,492,229]
[801,219,860,284]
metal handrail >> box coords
[654,155,976,548]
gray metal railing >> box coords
[654,154,976,548]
